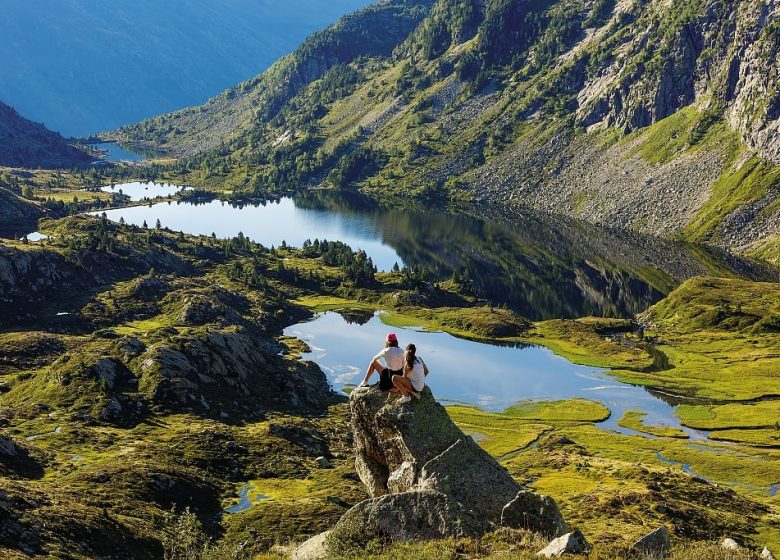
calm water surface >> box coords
[98,191,773,319]
[100,198,403,271]
[101,181,189,201]
[89,142,144,162]
[284,311,708,440]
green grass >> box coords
[676,402,780,431]
[618,411,689,439]
[627,277,780,400]
[447,405,551,457]
[684,157,780,243]
[503,399,611,423]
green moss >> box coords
[676,401,780,431]
[447,405,551,457]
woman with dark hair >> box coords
[393,343,428,404]
[358,332,404,391]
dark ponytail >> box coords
[405,344,417,370]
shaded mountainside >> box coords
[0,186,42,231]
[109,0,780,261]
[0,102,92,168]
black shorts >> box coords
[379,367,401,391]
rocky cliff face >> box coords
[575,0,780,165]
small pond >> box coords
[101,181,189,201]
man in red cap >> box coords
[358,332,404,391]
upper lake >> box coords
[89,142,145,162]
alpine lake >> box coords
[92,182,775,448]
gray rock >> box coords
[500,491,568,538]
[292,530,330,560]
[761,547,775,560]
[91,358,118,390]
[0,436,20,458]
[416,437,521,523]
[314,456,331,468]
[99,398,123,422]
[721,538,740,550]
[329,490,492,545]
[339,386,567,547]
[631,526,671,557]
[538,530,591,557]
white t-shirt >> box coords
[407,357,426,392]
[373,346,404,371]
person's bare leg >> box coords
[392,375,415,397]
[360,360,383,385]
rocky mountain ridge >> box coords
[107,0,780,260]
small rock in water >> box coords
[314,456,331,468]
[538,530,591,557]
[631,526,671,557]
[721,538,740,550]
[761,547,776,560]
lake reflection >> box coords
[101,181,189,201]
[98,190,775,320]
[284,311,707,439]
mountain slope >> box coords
[110,0,780,260]
[0,102,92,168]
[0,0,369,136]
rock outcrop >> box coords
[297,386,568,557]
[538,530,592,558]
[631,526,671,558]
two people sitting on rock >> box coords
[359,333,428,404]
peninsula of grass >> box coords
[526,318,654,370]
[617,411,689,439]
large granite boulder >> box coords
[293,386,568,557]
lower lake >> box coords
[89,142,145,162]
[284,311,709,440]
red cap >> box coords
[386,332,398,343]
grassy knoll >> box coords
[526,318,654,370]
[618,411,689,439]
[676,402,780,431]
[621,277,780,401]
